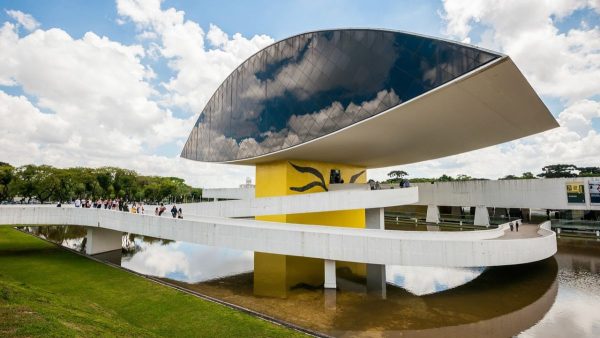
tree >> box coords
[537,164,578,178]
[500,172,536,180]
[95,168,114,197]
[114,169,137,199]
[522,172,535,179]
[190,188,203,202]
[0,163,14,202]
[12,165,61,203]
[387,170,408,183]
[437,174,454,182]
[3,162,201,204]
[577,166,600,177]
[52,168,77,202]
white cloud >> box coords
[441,0,600,102]
[116,0,274,114]
[387,265,484,295]
[370,99,600,181]
[0,8,261,188]
[6,9,39,31]
[122,240,191,278]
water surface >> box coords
[20,225,600,337]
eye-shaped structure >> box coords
[181,29,558,167]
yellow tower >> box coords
[254,160,366,297]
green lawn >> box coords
[0,227,305,337]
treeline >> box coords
[385,170,487,183]
[384,164,600,184]
[499,164,600,179]
[0,162,202,204]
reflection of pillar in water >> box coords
[426,224,441,231]
[324,289,337,310]
[367,264,386,299]
[85,227,123,255]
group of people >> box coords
[509,220,520,232]
[154,203,183,219]
[71,198,184,219]
[73,198,140,212]
[72,198,145,214]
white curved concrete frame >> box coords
[228,57,558,168]
[0,205,556,268]
[203,187,255,201]
[155,187,418,218]
[413,177,600,211]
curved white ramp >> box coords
[0,206,556,267]
[159,187,418,218]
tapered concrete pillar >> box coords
[521,208,531,222]
[366,264,387,298]
[474,205,490,227]
[426,205,440,224]
[324,260,337,289]
[366,208,384,229]
[365,208,387,298]
[85,227,123,255]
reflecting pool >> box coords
[20,226,600,337]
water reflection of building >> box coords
[554,238,600,273]
[328,259,559,337]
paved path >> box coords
[498,223,541,240]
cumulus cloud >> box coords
[0,7,264,188]
[6,9,39,31]
[441,0,600,102]
[122,240,191,278]
[370,98,600,180]
[116,0,274,114]
[0,20,189,154]
[387,265,484,295]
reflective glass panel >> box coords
[182,29,501,162]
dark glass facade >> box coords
[181,29,501,162]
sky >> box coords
[0,0,599,188]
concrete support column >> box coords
[426,205,440,224]
[85,227,123,255]
[474,205,490,227]
[366,264,387,299]
[366,208,384,229]
[521,208,531,222]
[324,260,337,289]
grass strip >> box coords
[0,227,305,337]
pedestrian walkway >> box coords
[0,206,557,268]
[498,223,541,240]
